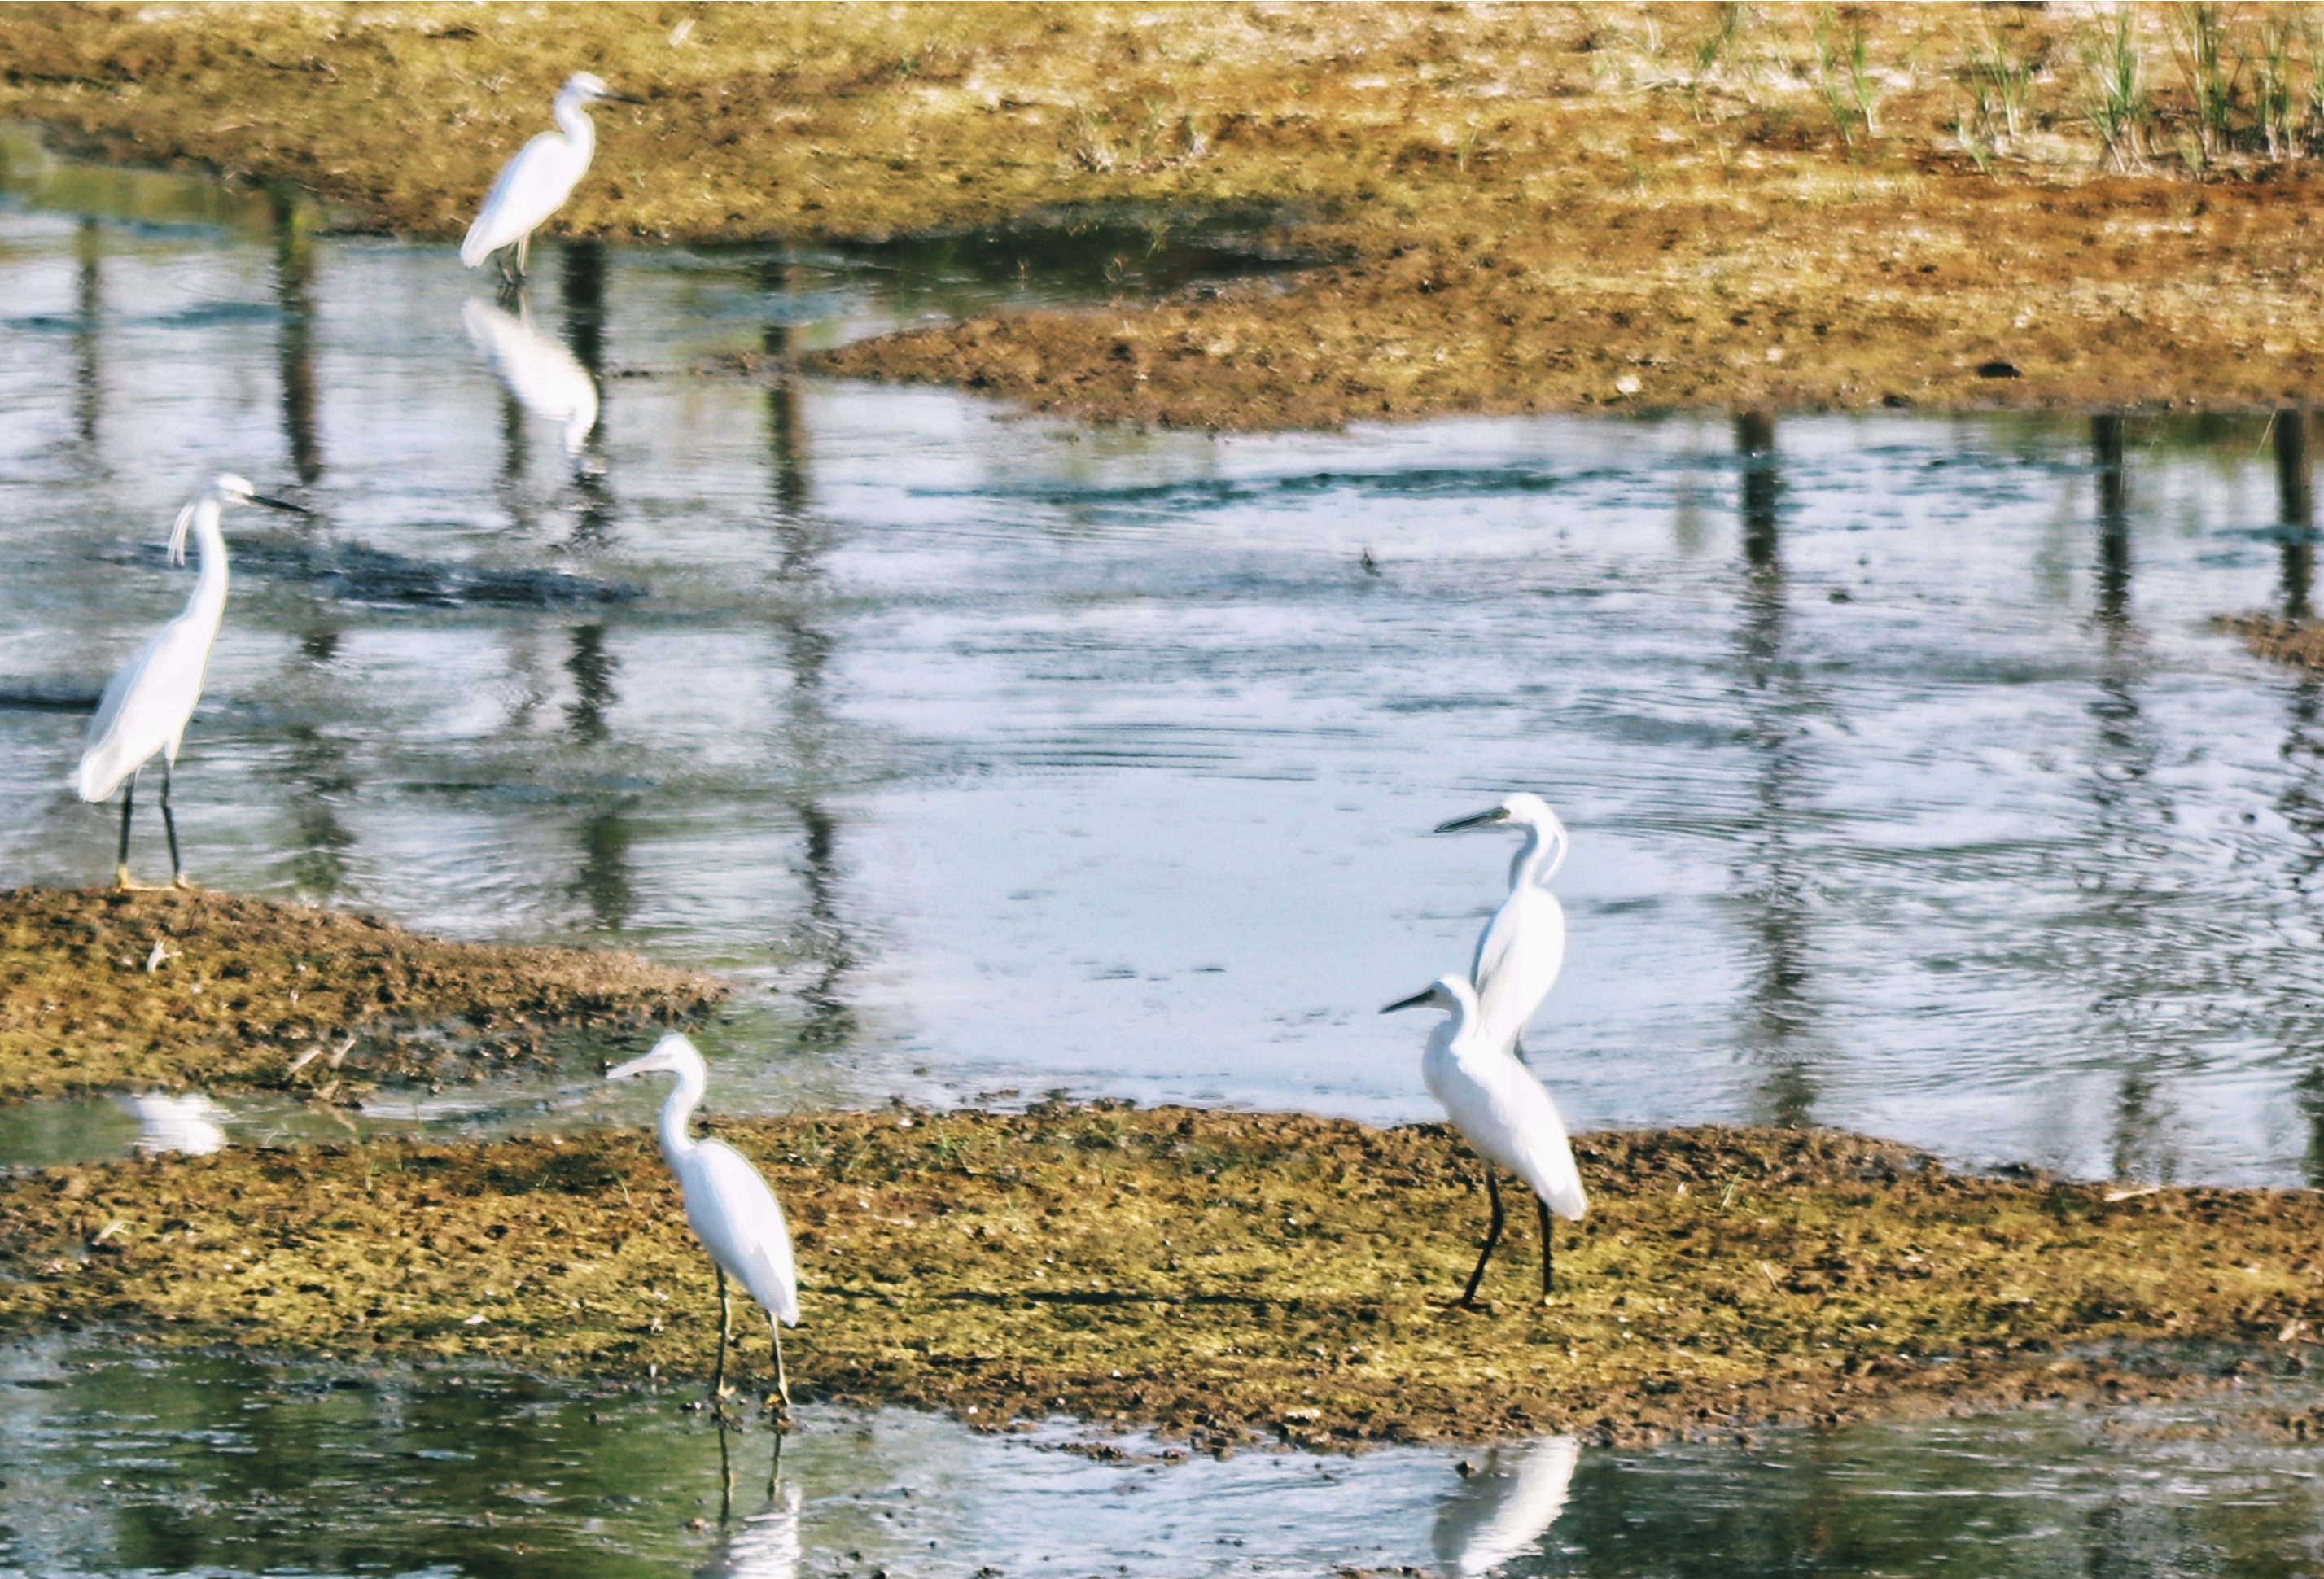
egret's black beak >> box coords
[1434,807,1508,833]
[602,90,647,104]
[1381,989,1436,1014]
[250,496,313,516]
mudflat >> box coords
[6,1108,2320,1447]
[0,888,726,1100]
[2,4,2321,430]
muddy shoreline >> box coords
[7,1109,2323,1448]
[5,5,2323,431]
[0,888,726,1101]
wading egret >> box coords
[1383,975,1586,1304]
[1436,794,1569,1060]
[608,1032,799,1411]
[461,73,641,282]
[75,474,309,887]
[462,295,599,455]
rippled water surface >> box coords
[11,129,2324,1579]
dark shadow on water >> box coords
[72,216,100,453]
[1731,411,1818,1128]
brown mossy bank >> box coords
[7,1108,2323,1448]
[0,888,727,1100]
[6,6,2324,431]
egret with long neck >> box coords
[1385,973,1586,1304]
[1436,793,1570,1060]
[461,72,641,282]
[608,1032,799,1411]
[76,474,309,887]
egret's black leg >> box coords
[715,1412,735,1523]
[712,1263,733,1400]
[160,758,186,886]
[768,1422,784,1500]
[115,776,136,887]
[1537,1194,1555,1298]
[1459,1167,1506,1308]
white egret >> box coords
[1433,1436,1582,1579]
[1436,794,1569,1060]
[1383,975,1586,1304]
[608,1032,799,1410]
[122,1091,227,1156]
[75,474,310,887]
[462,295,599,455]
[461,72,641,282]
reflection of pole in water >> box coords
[280,720,356,898]
[563,621,634,931]
[1731,412,1816,1127]
[2277,408,2314,623]
[565,622,618,744]
[273,190,322,486]
[562,243,616,544]
[2082,415,2175,1184]
[761,307,854,1048]
[2092,413,2129,628]
[72,217,101,450]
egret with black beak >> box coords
[1383,974,1586,1303]
[461,72,642,282]
[75,474,310,887]
[1435,794,1570,1060]
[608,1032,799,1411]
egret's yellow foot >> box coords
[170,874,199,891]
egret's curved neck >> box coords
[1442,979,1482,1042]
[1507,819,1566,893]
[187,498,230,628]
[654,1061,706,1164]
[553,93,597,163]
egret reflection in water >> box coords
[462,294,598,456]
[121,1091,225,1156]
[1431,1436,1580,1578]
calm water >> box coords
[10,135,2324,1573]
[7,1339,2324,1579]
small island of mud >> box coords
[7,1108,2322,1448]
[0,887,727,1101]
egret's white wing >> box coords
[76,610,218,801]
[685,1138,800,1327]
[1470,887,1565,1056]
[1433,1436,1582,1579]
[462,298,598,453]
[1428,1039,1587,1220]
[462,131,584,265]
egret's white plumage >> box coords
[122,1092,227,1157]
[1432,1436,1582,1579]
[461,73,638,277]
[1438,793,1569,1057]
[609,1033,799,1406]
[76,474,307,886]
[1385,974,1585,1302]
[462,296,599,454]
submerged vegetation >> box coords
[0,888,726,1100]
[7,1108,2324,1447]
[3,5,2324,426]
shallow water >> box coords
[6,1339,2324,1579]
[9,128,2324,1579]
[7,138,2324,1191]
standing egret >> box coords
[608,1032,799,1411]
[461,73,642,282]
[1436,794,1569,1060]
[75,475,309,888]
[1384,975,1586,1304]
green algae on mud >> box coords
[0,887,727,1101]
[7,1105,2324,1448]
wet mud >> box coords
[5,6,2324,431]
[0,888,726,1100]
[7,1107,2322,1448]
